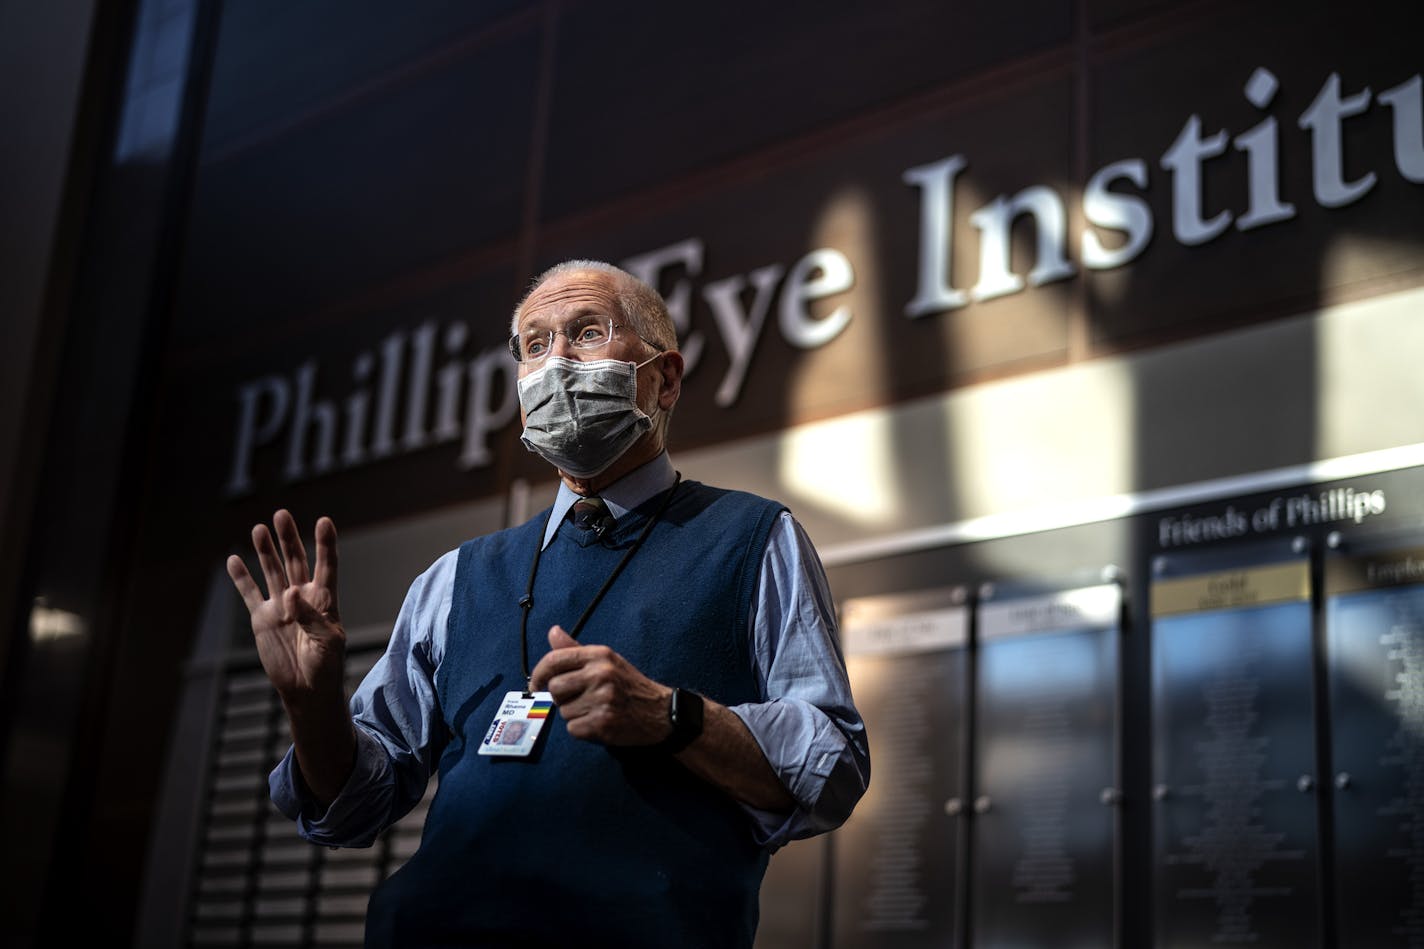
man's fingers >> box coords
[252,523,288,597]
[312,516,339,596]
[532,646,580,683]
[226,555,264,612]
[529,645,593,692]
[274,509,311,586]
[552,685,594,722]
[529,627,582,690]
[284,587,338,639]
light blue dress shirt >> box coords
[272,453,870,849]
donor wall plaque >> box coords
[1150,548,1321,949]
[1325,536,1424,948]
[831,588,970,948]
[971,581,1121,949]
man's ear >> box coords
[657,350,684,411]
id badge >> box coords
[478,691,554,757]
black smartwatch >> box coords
[655,687,704,754]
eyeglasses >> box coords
[507,317,662,364]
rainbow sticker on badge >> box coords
[478,690,555,757]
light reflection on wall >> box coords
[786,183,884,413]
[781,411,907,529]
[946,359,1138,523]
[781,184,905,529]
[769,173,1144,565]
[1312,284,1424,460]
[28,598,85,643]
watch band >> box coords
[655,687,704,754]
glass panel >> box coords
[971,585,1119,949]
[1326,544,1424,948]
[1151,558,1320,949]
[830,589,968,947]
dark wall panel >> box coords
[541,0,1073,220]
[202,0,528,150]
[177,25,540,350]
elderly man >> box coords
[227,260,869,947]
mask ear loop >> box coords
[624,349,668,431]
[633,348,671,423]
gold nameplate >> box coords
[1152,561,1309,617]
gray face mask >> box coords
[516,355,661,478]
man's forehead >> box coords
[517,270,621,327]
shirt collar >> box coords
[541,452,677,549]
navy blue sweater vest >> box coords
[364,481,785,948]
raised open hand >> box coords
[226,509,346,704]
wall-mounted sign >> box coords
[832,588,969,948]
[1325,537,1424,948]
[972,582,1121,949]
[1151,552,1321,949]
[217,50,1424,499]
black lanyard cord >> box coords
[519,473,683,691]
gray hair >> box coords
[510,259,678,352]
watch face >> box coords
[662,689,703,753]
[680,689,703,731]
